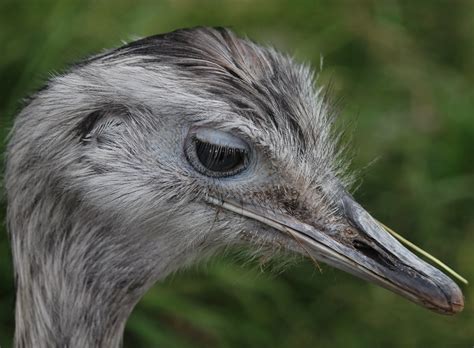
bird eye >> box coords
[185,128,250,178]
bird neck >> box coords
[10,194,162,348]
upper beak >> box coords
[206,193,464,315]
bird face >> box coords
[178,124,465,316]
[14,28,462,315]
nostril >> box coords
[353,239,397,270]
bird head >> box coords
[7,27,463,315]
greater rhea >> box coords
[5,27,464,347]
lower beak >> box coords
[206,194,464,315]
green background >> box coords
[1,0,473,347]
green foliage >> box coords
[1,0,472,346]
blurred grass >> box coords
[1,0,473,347]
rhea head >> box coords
[6,27,463,347]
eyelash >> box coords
[186,136,249,178]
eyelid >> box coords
[193,127,249,150]
[184,127,252,178]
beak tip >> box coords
[432,279,465,315]
[447,285,465,315]
[450,301,464,314]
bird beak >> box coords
[206,193,464,315]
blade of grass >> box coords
[378,221,468,285]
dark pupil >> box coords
[195,139,245,172]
